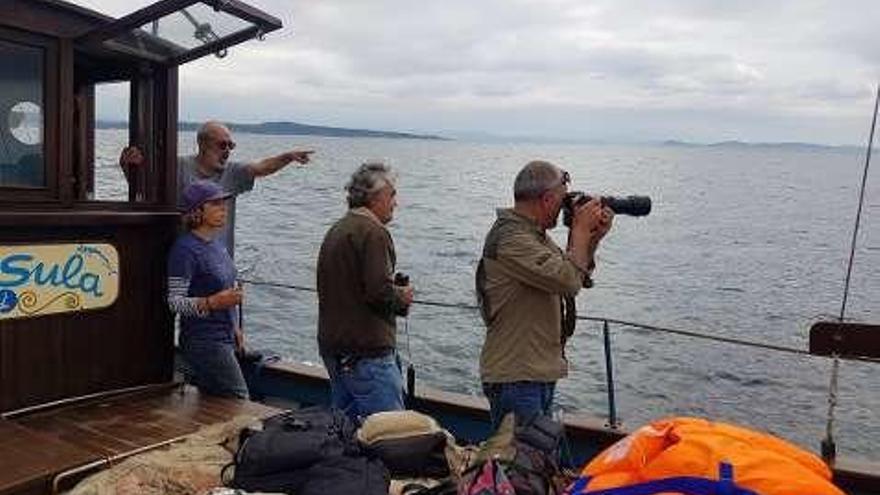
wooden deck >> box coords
[0,384,279,495]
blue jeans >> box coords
[322,351,405,422]
[483,381,556,431]
[181,339,249,399]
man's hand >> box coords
[119,146,144,168]
[250,149,315,177]
[567,198,613,274]
[284,149,314,165]
[570,197,605,238]
[592,205,614,242]
[398,284,414,306]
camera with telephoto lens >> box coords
[562,192,651,227]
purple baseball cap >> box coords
[181,180,232,213]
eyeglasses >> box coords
[214,139,236,151]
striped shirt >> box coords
[167,232,237,344]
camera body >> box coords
[562,192,651,227]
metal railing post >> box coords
[603,320,619,429]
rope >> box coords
[238,278,880,364]
[839,83,879,321]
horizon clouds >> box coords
[74,0,879,146]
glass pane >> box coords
[0,39,44,188]
[94,82,130,202]
[104,2,255,61]
[143,3,252,51]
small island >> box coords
[97,120,447,141]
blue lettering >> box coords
[62,255,84,289]
[0,254,33,287]
[0,251,105,296]
[32,262,61,286]
[80,274,102,297]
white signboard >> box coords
[0,243,119,320]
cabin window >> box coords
[0,39,44,189]
[93,82,131,201]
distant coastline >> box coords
[660,139,859,152]
[96,120,447,141]
[95,120,858,149]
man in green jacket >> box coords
[317,162,414,421]
[476,160,613,429]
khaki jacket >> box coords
[476,208,586,383]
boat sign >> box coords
[0,243,119,320]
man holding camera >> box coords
[476,160,613,429]
[317,162,414,421]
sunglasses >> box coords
[548,170,570,190]
[559,170,571,186]
[214,139,236,151]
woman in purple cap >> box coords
[167,180,248,399]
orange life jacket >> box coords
[567,417,844,495]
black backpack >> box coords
[226,406,388,495]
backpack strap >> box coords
[400,478,459,495]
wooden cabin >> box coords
[0,1,282,493]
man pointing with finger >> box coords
[120,120,314,256]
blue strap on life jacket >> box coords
[570,462,761,495]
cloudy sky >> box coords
[75,0,878,145]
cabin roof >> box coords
[34,0,117,25]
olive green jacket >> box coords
[317,208,405,357]
[476,208,587,383]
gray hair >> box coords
[196,120,227,146]
[513,160,565,200]
[346,161,397,208]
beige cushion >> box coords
[357,410,444,444]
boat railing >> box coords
[238,278,878,431]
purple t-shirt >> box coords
[167,232,237,344]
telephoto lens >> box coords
[562,192,651,227]
[602,195,652,216]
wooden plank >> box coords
[4,387,278,494]
[57,37,74,205]
[16,386,277,453]
[0,419,99,495]
[158,65,178,207]
[834,457,880,494]
[809,322,880,359]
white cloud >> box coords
[73,0,879,145]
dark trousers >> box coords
[482,381,556,430]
